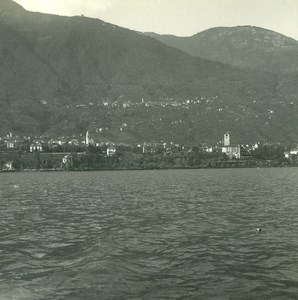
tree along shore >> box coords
[0,145,295,171]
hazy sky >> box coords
[14,0,298,39]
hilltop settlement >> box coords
[1,131,297,172]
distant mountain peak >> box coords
[145,26,298,73]
[202,26,297,48]
[0,8,298,143]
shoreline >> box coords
[1,164,296,173]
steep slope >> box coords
[0,1,297,143]
[0,2,264,102]
[145,26,298,74]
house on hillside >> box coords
[284,146,298,159]
[30,142,43,152]
[221,132,241,159]
[6,141,15,149]
[107,146,116,156]
[6,132,15,149]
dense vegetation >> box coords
[1,143,296,172]
[0,1,298,143]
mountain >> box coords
[0,1,257,102]
[144,26,298,74]
[0,1,297,144]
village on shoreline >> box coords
[1,131,298,172]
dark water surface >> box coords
[0,169,298,299]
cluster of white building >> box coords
[3,130,298,162]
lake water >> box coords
[0,168,298,299]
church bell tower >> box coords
[224,132,230,146]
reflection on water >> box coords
[0,169,298,299]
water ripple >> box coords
[0,169,298,299]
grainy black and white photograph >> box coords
[1,0,298,299]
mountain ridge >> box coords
[0,1,275,102]
[0,1,297,144]
[144,26,298,74]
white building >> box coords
[30,143,43,152]
[6,141,15,149]
[86,131,89,145]
[284,147,298,158]
[290,149,298,155]
[107,146,116,156]
[3,161,14,171]
[222,132,241,159]
[224,132,230,146]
